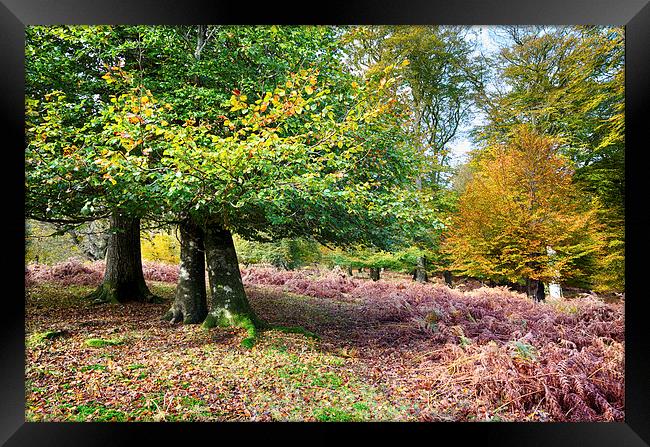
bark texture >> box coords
[202,225,262,346]
[87,212,155,303]
[164,220,207,324]
[64,220,110,261]
[415,256,428,283]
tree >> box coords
[53,30,434,346]
[25,26,163,303]
[26,25,343,304]
[444,126,604,298]
[475,26,624,291]
[342,26,483,281]
[149,66,431,341]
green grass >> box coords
[27,330,68,347]
[70,403,128,422]
[80,364,107,372]
[26,282,413,422]
[313,407,357,422]
[85,338,124,348]
[127,363,146,370]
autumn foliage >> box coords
[444,127,604,287]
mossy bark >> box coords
[87,212,156,304]
[415,256,428,283]
[164,220,207,324]
[201,225,264,346]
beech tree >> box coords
[25,26,162,303]
[41,37,434,345]
[444,126,604,299]
[475,26,624,291]
[25,25,344,303]
[342,26,483,281]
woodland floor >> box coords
[25,264,625,422]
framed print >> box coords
[3,0,649,445]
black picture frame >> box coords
[3,1,649,445]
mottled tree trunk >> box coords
[65,220,110,261]
[415,256,428,283]
[164,220,207,324]
[202,225,262,346]
[369,267,380,281]
[87,212,155,303]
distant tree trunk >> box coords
[202,225,262,342]
[443,270,453,287]
[347,266,353,276]
[415,256,428,283]
[536,281,546,302]
[65,220,110,261]
[369,267,380,281]
[164,220,207,324]
[87,212,155,303]
[526,278,546,302]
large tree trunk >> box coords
[87,212,155,303]
[202,225,262,347]
[415,256,428,283]
[164,220,207,324]
[369,267,380,281]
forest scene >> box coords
[25,25,624,422]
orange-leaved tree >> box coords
[444,126,605,297]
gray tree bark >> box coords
[415,255,428,283]
[164,220,207,324]
[65,220,109,261]
[87,212,155,303]
[443,270,453,286]
[527,278,546,302]
[202,226,262,347]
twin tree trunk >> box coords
[165,222,260,335]
[164,220,207,324]
[88,212,156,303]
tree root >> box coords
[85,283,161,305]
